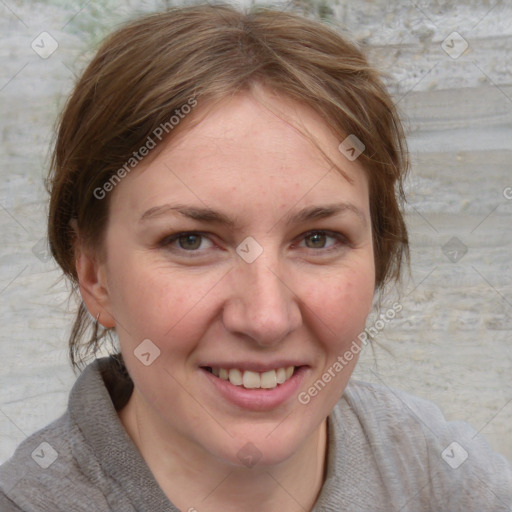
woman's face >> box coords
[88,87,375,467]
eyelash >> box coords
[158,230,349,256]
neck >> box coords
[119,390,328,512]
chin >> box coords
[210,419,320,470]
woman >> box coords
[1,3,510,511]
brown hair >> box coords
[47,2,409,369]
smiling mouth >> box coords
[202,366,298,390]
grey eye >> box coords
[304,232,328,249]
[178,234,203,250]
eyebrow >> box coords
[139,202,367,227]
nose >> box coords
[221,255,302,347]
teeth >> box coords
[243,370,260,389]
[261,370,277,389]
[210,366,295,389]
[228,368,243,386]
[276,367,287,384]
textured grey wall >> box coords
[1,0,511,464]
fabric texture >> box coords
[1,356,511,511]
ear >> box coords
[72,224,116,329]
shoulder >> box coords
[0,362,119,511]
[0,413,102,511]
[332,379,512,511]
[0,491,23,511]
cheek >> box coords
[303,264,375,348]
[106,254,223,349]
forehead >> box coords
[110,88,370,219]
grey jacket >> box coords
[1,357,511,511]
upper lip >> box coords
[200,361,307,372]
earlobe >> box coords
[75,245,116,329]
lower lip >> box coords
[200,366,308,411]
